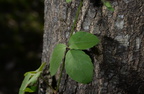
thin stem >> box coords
[70,0,83,37]
[56,0,83,92]
[40,75,55,91]
[56,53,66,92]
[101,0,106,4]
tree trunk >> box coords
[40,0,144,94]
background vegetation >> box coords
[0,0,44,93]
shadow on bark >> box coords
[89,0,103,7]
[100,36,144,94]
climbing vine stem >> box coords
[56,51,66,92]
[56,0,83,92]
[19,0,114,93]
[70,0,83,37]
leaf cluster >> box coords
[50,31,99,83]
[19,63,46,94]
[19,0,114,93]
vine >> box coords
[19,0,114,94]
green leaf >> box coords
[24,62,46,76]
[68,31,99,50]
[103,1,114,11]
[24,86,37,92]
[107,7,114,11]
[27,71,41,85]
[66,0,71,3]
[65,50,94,83]
[104,1,112,7]
[24,88,34,92]
[24,71,36,76]
[36,62,46,72]
[19,72,40,94]
[19,63,46,94]
[50,44,67,76]
[30,86,37,91]
[19,73,32,94]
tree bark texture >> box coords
[40,0,144,94]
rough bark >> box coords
[40,0,144,94]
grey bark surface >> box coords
[40,0,144,94]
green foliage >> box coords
[49,31,99,84]
[19,62,46,94]
[0,0,43,93]
[69,31,99,50]
[103,1,114,11]
[19,0,116,93]
[19,73,32,94]
[24,86,37,92]
[22,36,99,93]
[65,50,93,83]
[49,44,67,76]
[102,0,114,11]
[66,0,71,3]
